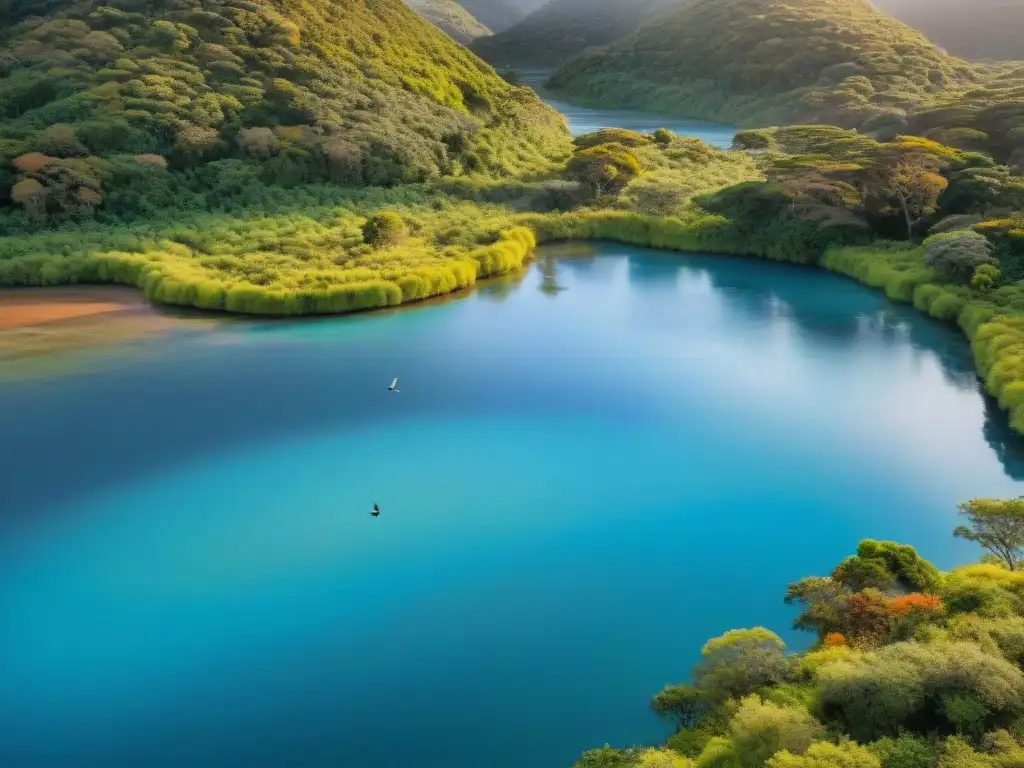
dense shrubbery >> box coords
[547,0,980,132]
[0,0,570,222]
[574,519,1024,768]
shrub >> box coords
[924,232,998,284]
[728,696,824,768]
[361,212,407,248]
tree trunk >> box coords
[896,189,913,241]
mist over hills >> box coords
[470,0,677,68]
[872,0,1024,62]
[547,0,979,131]
[404,0,492,44]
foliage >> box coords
[547,0,978,132]
[925,232,998,284]
[0,0,570,218]
[693,628,791,702]
[768,742,882,768]
[955,499,1024,571]
[362,211,408,248]
[868,735,940,768]
[728,695,824,768]
[651,685,711,732]
[566,144,643,197]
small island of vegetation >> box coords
[572,498,1024,768]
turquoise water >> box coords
[3,243,1024,767]
[519,70,737,147]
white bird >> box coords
[388,377,400,393]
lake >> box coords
[2,242,1024,767]
[519,70,738,148]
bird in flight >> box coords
[370,503,380,518]
[388,377,400,393]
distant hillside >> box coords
[404,0,492,44]
[0,0,570,216]
[471,0,673,68]
[548,0,979,132]
[872,0,1024,61]
[458,0,527,33]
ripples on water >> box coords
[2,243,1023,767]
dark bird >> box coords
[370,503,380,517]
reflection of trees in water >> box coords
[538,251,568,296]
[983,396,1024,481]
[648,251,1024,475]
[476,267,530,303]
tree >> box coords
[729,696,824,768]
[693,628,790,701]
[650,685,710,731]
[832,557,896,592]
[566,144,641,197]
[925,232,998,284]
[768,742,882,768]
[970,264,1001,293]
[575,746,643,768]
[864,144,948,240]
[955,498,1024,571]
[362,212,407,248]
[868,734,939,768]
[785,577,851,638]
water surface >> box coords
[520,70,737,148]
[2,243,1023,767]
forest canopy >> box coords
[0,0,570,219]
[547,0,981,132]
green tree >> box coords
[971,264,1002,293]
[362,212,408,248]
[955,498,1024,571]
[566,144,641,197]
[785,577,851,639]
[729,695,824,768]
[865,145,948,240]
[651,684,710,731]
[693,629,790,701]
[768,742,882,768]
[868,734,939,768]
[576,746,643,768]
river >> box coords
[0,101,1021,768]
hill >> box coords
[872,0,1024,62]
[457,0,527,33]
[0,0,569,221]
[404,0,492,44]
[470,0,673,68]
[547,0,979,131]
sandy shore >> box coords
[0,286,152,330]
[0,286,221,378]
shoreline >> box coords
[0,229,1016,436]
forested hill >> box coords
[872,0,1024,62]
[403,0,492,45]
[470,0,677,68]
[457,0,528,33]
[547,0,979,131]
[0,0,570,217]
